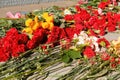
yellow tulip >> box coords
[22,27,33,34]
[23,16,42,34]
[41,12,54,30]
[46,16,53,22]
[25,19,34,27]
[34,16,39,22]
[48,22,54,30]
[32,22,40,30]
[41,22,49,29]
[23,13,54,34]
[42,12,49,19]
[42,12,53,22]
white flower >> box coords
[79,31,88,38]
[73,34,78,39]
[64,9,72,15]
[77,36,85,45]
[73,31,100,52]
[73,34,85,45]
[98,8,103,15]
[89,36,98,42]
[89,36,100,52]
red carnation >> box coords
[64,14,74,21]
[64,27,75,40]
[60,28,67,39]
[27,39,36,49]
[117,58,120,64]
[98,2,109,9]
[3,41,12,53]
[87,29,98,37]
[101,52,110,61]
[0,38,3,47]
[107,23,116,32]
[6,28,18,36]
[99,28,105,36]
[0,28,30,62]
[110,57,115,63]
[87,6,92,10]
[97,37,110,48]
[88,16,98,26]
[75,23,84,33]
[46,26,67,47]
[74,13,82,24]
[0,48,9,62]
[12,44,26,57]
[83,46,96,59]
[80,9,90,21]
[27,28,47,49]
[92,10,99,16]
[111,63,117,68]
[75,5,81,12]
[46,26,60,43]
[18,34,29,44]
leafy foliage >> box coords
[62,49,82,63]
[0,18,25,37]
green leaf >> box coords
[61,54,70,63]
[78,44,86,49]
[68,49,81,59]
[101,0,108,2]
[0,19,8,27]
[7,20,13,26]
[62,49,81,63]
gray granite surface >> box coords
[0,0,64,8]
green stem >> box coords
[28,60,64,80]
[74,65,92,80]
[0,58,35,78]
[0,48,37,72]
[87,68,108,78]
[89,61,109,75]
[56,63,87,80]
[2,54,61,80]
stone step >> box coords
[0,0,64,8]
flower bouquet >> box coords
[1,0,120,80]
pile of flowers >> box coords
[1,0,120,79]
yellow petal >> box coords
[42,12,49,19]
[22,27,33,34]
[32,23,40,30]
[25,19,33,27]
[46,16,53,22]
[48,22,54,30]
[34,16,39,22]
[41,22,49,29]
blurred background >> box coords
[0,0,78,17]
